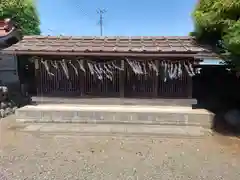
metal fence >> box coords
[158,69,190,98]
[84,60,120,97]
[36,59,121,97]
[36,59,192,98]
[124,60,157,97]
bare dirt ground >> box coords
[1,115,240,180]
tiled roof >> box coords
[3,35,211,55]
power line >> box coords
[97,9,106,36]
[46,28,64,36]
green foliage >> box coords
[0,0,40,35]
[192,0,240,68]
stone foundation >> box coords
[16,104,214,128]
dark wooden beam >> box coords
[154,60,159,97]
[2,50,216,59]
[187,77,193,99]
[79,59,85,96]
[119,59,125,98]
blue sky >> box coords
[37,0,197,36]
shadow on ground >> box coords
[194,99,240,137]
[211,110,240,136]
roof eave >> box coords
[1,50,216,58]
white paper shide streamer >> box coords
[126,59,195,82]
[77,59,86,73]
[38,58,196,81]
[40,59,54,76]
[126,59,159,76]
[184,62,195,77]
[59,59,69,79]
[86,60,122,81]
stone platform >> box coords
[20,123,211,138]
[15,104,214,128]
[31,97,197,106]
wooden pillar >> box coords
[119,59,125,98]
[154,60,159,97]
[188,60,194,99]
[187,76,193,99]
[34,59,40,96]
[79,59,85,97]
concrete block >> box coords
[15,104,214,129]
[21,124,208,137]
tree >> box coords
[192,0,240,69]
[0,0,41,35]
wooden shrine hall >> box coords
[2,35,216,99]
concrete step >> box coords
[15,104,214,128]
[31,97,197,107]
[20,123,212,138]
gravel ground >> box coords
[1,116,240,180]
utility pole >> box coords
[97,9,106,36]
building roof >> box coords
[2,35,215,58]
